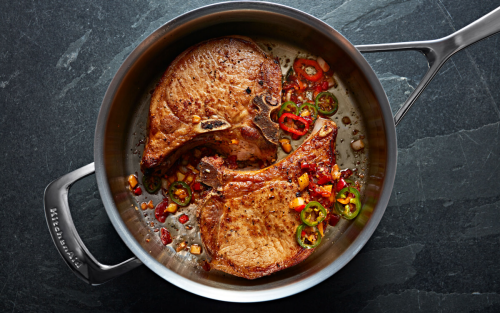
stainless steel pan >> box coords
[44,1,500,302]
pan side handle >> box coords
[44,163,142,285]
[355,6,500,126]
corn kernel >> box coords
[128,175,138,189]
[190,244,202,255]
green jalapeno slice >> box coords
[142,175,161,193]
[168,181,192,206]
[300,201,327,226]
[335,187,361,219]
[298,102,318,122]
[296,224,322,249]
[278,101,299,118]
[315,91,338,115]
[344,179,355,186]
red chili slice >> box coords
[179,214,189,224]
[160,227,172,245]
[278,113,309,136]
[329,214,341,226]
[302,115,313,126]
[192,182,202,191]
[293,58,323,82]
[301,162,317,171]
[317,167,331,185]
[336,178,347,192]
[308,181,326,197]
[155,199,170,223]
[317,176,330,185]
[133,187,142,195]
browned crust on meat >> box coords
[141,36,282,170]
[198,119,338,279]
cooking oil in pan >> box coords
[125,37,370,272]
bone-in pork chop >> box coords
[141,36,282,170]
[198,119,337,279]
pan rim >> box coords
[94,1,397,302]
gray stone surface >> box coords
[1,0,500,311]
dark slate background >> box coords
[1,0,500,312]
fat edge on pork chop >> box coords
[198,119,338,279]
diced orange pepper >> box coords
[337,197,351,205]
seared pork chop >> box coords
[198,119,337,279]
[142,36,282,170]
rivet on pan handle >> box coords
[43,163,142,285]
[356,6,500,126]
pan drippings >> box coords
[124,38,370,273]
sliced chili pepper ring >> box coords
[300,201,327,226]
[293,58,323,82]
[278,101,299,118]
[160,227,172,245]
[179,214,189,224]
[155,199,170,223]
[168,181,192,206]
[335,187,361,219]
[315,91,338,115]
[278,113,309,137]
[344,179,355,186]
[298,102,318,122]
[142,175,161,193]
[296,224,322,249]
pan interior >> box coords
[96,4,394,299]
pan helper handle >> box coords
[356,7,500,126]
[43,163,142,285]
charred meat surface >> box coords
[198,119,337,279]
[141,36,282,170]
